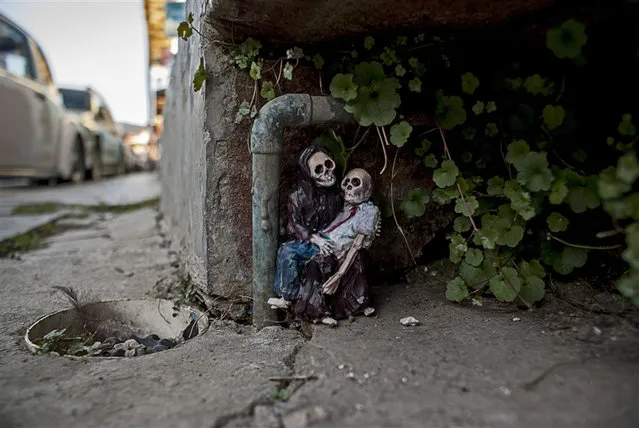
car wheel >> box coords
[69,138,86,184]
[90,146,103,181]
[117,148,126,176]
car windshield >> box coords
[59,89,90,111]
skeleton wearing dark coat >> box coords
[272,146,341,304]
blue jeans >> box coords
[274,241,319,301]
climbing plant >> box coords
[178,7,639,308]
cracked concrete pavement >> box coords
[0,177,638,427]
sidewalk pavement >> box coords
[0,206,638,428]
[0,172,160,242]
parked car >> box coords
[58,86,126,179]
[123,127,152,172]
[0,13,92,183]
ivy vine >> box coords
[178,9,639,308]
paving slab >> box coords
[0,211,68,242]
[0,172,160,216]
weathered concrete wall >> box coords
[161,0,611,311]
[160,1,208,289]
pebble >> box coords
[400,316,420,326]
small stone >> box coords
[512,317,521,322]
[345,372,356,380]
[283,406,328,428]
[499,386,512,396]
[124,349,136,358]
[400,316,420,326]
[593,327,602,336]
[401,377,408,384]
[337,364,345,370]
[363,373,370,379]
[355,404,364,411]
[150,345,169,353]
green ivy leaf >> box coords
[553,246,588,274]
[395,64,406,77]
[472,101,485,115]
[516,152,554,192]
[235,100,256,124]
[462,127,476,140]
[380,47,399,66]
[312,54,324,70]
[487,177,505,195]
[523,74,554,96]
[617,152,639,185]
[408,78,422,93]
[390,121,413,147]
[485,122,499,137]
[459,260,495,287]
[465,248,484,267]
[567,178,600,213]
[446,277,469,302]
[193,57,207,92]
[618,114,637,136]
[187,12,194,24]
[454,216,471,233]
[423,154,438,168]
[501,225,525,247]
[345,78,401,126]
[400,188,430,218]
[507,77,523,90]
[549,179,569,204]
[415,139,432,156]
[364,36,375,50]
[454,196,479,216]
[283,62,294,80]
[486,101,497,113]
[353,61,385,86]
[436,95,467,130]
[462,72,480,95]
[449,234,468,264]
[543,105,565,130]
[260,81,275,101]
[433,160,460,188]
[432,186,458,205]
[519,259,546,278]
[622,223,639,270]
[489,267,521,302]
[546,19,588,59]
[598,167,631,199]
[505,140,530,168]
[547,212,569,232]
[519,276,546,304]
[617,273,639,307]
[233,38,262,69]
[177,21,193,41]
[249,61,262,80]
[330,74,358,102]
[504,180,536,220]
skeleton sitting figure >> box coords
[268,146,341,311]
[292,168,381,325]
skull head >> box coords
[341,168,372,205]
[308,151,336,187]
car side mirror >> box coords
[0,37,18,52]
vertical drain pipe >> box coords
[250,94,352,328]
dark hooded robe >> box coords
[273,146,341,302]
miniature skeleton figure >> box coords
[268,146,342,311]
[292,168,381,325]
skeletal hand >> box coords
[322,273,341,295]
[310,234,335,256]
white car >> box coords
[0,13,94,184]
[58,86,127,179]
